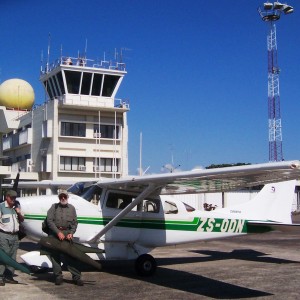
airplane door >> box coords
[101,190,142,242]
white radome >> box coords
[0,78,35,109]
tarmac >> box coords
[2,215,300,300]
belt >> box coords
[0,229,18,235]
[58,227,68,230]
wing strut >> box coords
[88,183,158,243]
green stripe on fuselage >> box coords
[24,214,254,234]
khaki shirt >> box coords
[46,202,78,235]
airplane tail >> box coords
[220,180,296,224]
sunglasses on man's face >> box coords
[59,195,67,200]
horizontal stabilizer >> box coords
[248,221,300,233]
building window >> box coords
[93,124,120,139]
[95,158,119,173]
[61,122,86,137]
[60,156,86,171]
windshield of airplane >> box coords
[67,181,102,202]
[67,181,97,196]
[81,185,102,202]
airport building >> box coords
[0,54,129,196]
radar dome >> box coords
[0,78,35,109]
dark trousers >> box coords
[48,251,81,281]
[0,232,19,279]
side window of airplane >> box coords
[183,202,195,212]
[142,199,160,213]
[106,192,135,210]
[164,201,178,214]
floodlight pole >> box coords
[258,2,293,162]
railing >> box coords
[41,56,126,74]
[57,95,130,109]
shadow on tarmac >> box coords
[160,249,300,266]
[102,261,273,299]
[19,241,300,299]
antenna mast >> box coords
[46,33,51,73]
[258,2,293,162]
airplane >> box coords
[18,160,300,276]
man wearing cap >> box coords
[46,190,83,286]
[0,190,24,286]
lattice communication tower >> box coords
[258,2,293,162]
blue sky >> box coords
[1,0,299,174]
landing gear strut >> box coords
[135,254,157,276]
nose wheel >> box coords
[135,254,157,276]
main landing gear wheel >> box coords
[135,254,157,276]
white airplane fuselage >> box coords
[19,180,296,261]
[20,195,248,258]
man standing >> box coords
[0,190,24,286]
[46,190,83,286]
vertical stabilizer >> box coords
[220,180,296,223]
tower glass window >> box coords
[81,72,92,95]
[65,70,81,94]
[43,80,54,99]
[56,71,65,94]
[91,73,103,96]
[102,75,119,97]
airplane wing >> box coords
[89,160,300,243]
[10,179,95,190]
[97,160,300,195]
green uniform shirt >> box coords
[0,202,19,233]
[46,203,78,235]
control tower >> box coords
[38,54,130,180]
[1,52,130,193]
[40,55,127,108]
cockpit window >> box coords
[164,201,178,214]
